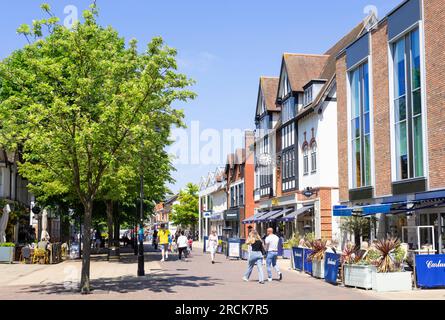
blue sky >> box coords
[1,0,402,194]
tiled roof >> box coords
[260,77,280,112]
[312,20,367,107]
[283,54,329,92]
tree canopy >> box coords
[171,183,199,228]
[0,3,195,293]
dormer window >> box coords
[304,87,313,105]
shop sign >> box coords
[415,254,445,288]
[203,211,212,218]
[228,241,240,258]
[224,209,239,221]
[292,247,304,271]
[324,252,341,284]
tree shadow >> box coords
[18,272,222,296]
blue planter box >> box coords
[304,249,313,274]
[292,247,304,271]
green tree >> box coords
[0,3,195,293]
[171,183,199,230]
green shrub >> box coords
[0,243,15,247]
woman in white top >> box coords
[207,230,219,264]
[177,231,189,261]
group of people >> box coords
[152,224,194,262]
[206,227,283,284]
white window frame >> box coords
[388,20,428,184]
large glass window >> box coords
[350,62,371,188]
[393,28,424,181]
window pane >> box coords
[351,69,361,118]
[394,97,407,123]
[363,63,370,113]
[396,121,408,180]
[411,29,421,90]
[352,117,361,138]
[412,89,421,116]
[364,135,371,186]
[364,112,370,135]
[413,115,424,177]
[353,138,362,188]
[393,39,406,98]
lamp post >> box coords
[137,143,145,277]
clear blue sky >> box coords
[1,0,402,194]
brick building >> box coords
[334,0,445,253]
[246,21,368,242]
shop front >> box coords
[209,211,224,236]
[223,208,241,239]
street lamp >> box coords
[137,142,145,277]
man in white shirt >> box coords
[176,230,189,261]
[264,228,283,282]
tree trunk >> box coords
[113,203,120,247]
[80,201,93,294]
[106,200,114,248]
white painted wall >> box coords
[298,97,339,190]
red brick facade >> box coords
[424,0,445,190]
[371,21,392,197]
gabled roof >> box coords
[261,77,280,112]
[297,18,369,117]
[279,53,329,95]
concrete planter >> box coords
[344,264,375,290]
[372,271,413,292]
[0,247,15,263]
[312,259,325,279]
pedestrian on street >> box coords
[157,224,171,262]
[177,230,189,261]
[207,230,218,264]
[152,228,158,250]
[188,235,193,251]
[265,228,283,282]
[243,231,265,284]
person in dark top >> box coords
[152,228,158,250]
[242,231,265,284]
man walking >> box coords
[157,224,171,262]
[265,228,283,282]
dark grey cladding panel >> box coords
[346,33,370,69]
[388,0,422,40]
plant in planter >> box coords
[306,239,327,279]
[369,238,412,292]
[342,242,375,289]
[283,234,300,259]
[0,242,16,263]
[217,239,223,253]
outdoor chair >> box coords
[32,248,48,264]
[20,247,32,264]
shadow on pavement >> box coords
[19,272,222,296]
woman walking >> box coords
[207,230,219,264]
[243,231,265,284]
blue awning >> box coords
[362,204,392,215]
[256,209,283,223]
[264,209,286,223]
[210,212,224,221]
[333,206,353,217]
[278,206,313,222]
[242,211,268,224]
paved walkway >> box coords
[0,243,444,300]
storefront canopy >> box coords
[333,203,395,217]
[263,209,286,223]
[256,209,283,223]
[242,211,267,224]
[278,206,313,222]
[210,212,224,221]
